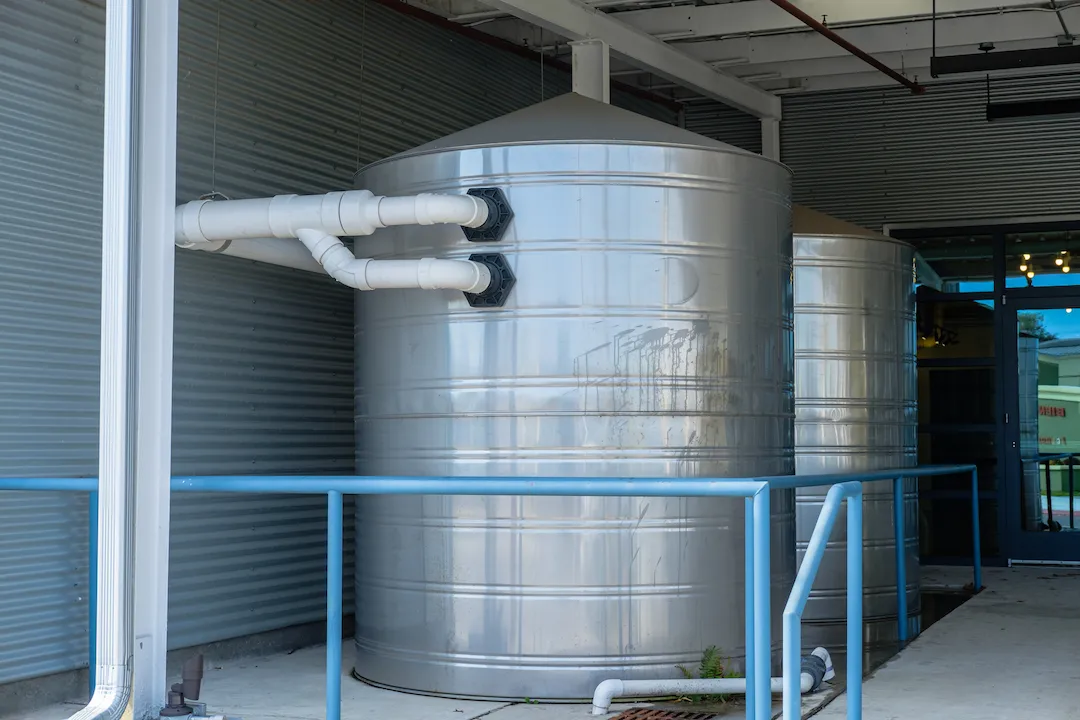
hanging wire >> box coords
[209,0,223,193]
[355,3,367,173]
[538,27,545,101]
[931,0,936,60]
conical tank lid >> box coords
[381,92,774,162]
[793,205,908,245]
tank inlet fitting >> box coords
[464,253,515,307]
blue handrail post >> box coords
[752,487,771,720]
[847,482,864,720]
[782,483,848,720]
[892,477,907,645]
[88,489,98,699]
[744,496,755,720]
[971,468,982,591]
[326,491,343,720]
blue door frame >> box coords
[892,219,1080,565]
[1003,294,1080,563]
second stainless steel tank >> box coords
[352,93,796,701]
[793,207,918,653]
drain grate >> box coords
[612,709,720,720]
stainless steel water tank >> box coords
[1018,334,1042,530]
[351,94,796,701]
[792,207,918,653]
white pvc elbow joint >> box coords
[295,229,492,293]
[590,670,819,715]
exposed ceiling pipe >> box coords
[1050,0,1075,42]
[766,0,927,94]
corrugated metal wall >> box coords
[0,0,673,685]
[685,75,1080,230]
[780,74,1080,230]
[0,0,105,683]
[683,101,761,154]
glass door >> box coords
[1006,299,1080,562]
[916,288,1000,562]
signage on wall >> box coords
[1039,405,1067,417]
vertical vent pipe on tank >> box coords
[173,188,513,297]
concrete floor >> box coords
[20,565,1079,720]
[12,641,833,720]
[817,566,1080,720]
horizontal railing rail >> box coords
[0,465,980,720]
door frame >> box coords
[1002,295,1080,563]
[887,215,1080,565]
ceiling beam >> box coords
[680,13,1064,68]
[370,0,682,110]
[450,0,647,23]
[760,61,1080,93]
[725,38,1059,84]
[483,0,782,118]
[616,0,1051,39]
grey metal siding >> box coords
[0,0,103,683]
[683,102,762,153]
[781,74,1080,229]
[0,0,674,684]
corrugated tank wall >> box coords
[780,74,1080,229]
[0,0,674,684]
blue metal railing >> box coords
[0,465,981,720]
[782,481,862,720]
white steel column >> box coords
[70,1,178,719]
[571,38,610,103]
[761,117,781,161]
[132,1,179,718]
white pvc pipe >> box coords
[296,229,491,293]
[190,237,326,275]
[373,193,487,228]
[175,190,489,244]
[591,674,814,715]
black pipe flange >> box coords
[461,187,513,243]
[464,253,515,308]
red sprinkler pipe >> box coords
[767,0,926,94]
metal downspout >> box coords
[68,0,138,717]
